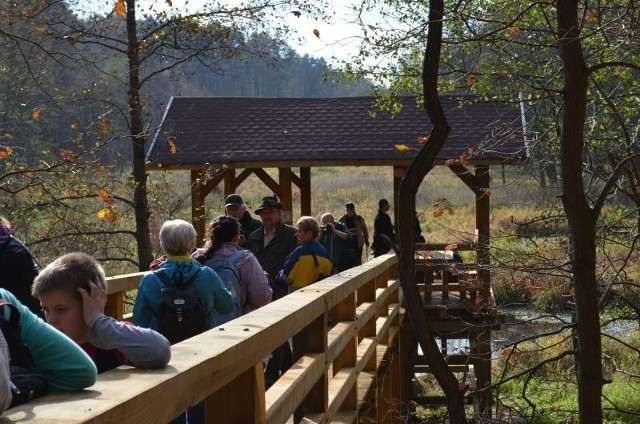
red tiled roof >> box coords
[146,95,528,170]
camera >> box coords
[321,224,332,235]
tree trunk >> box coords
[396,0,466,422]
[557,1,603,421]
[127,0,154,271]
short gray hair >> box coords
[159,219,196,256]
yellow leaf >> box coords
[97,188,115,205]
[3,133,12,139]
[31,108,41,121]
[97,207,118,221]
[114,0,126,17]
[70,121,79,129]
[394,144,413,152]
[313,29,320,38]
[416,135,428,144]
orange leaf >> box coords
[432,197,447,207]
[480,188,491,197]
[3,133,12,139]
[97,188,115,205]
[59,148,78,162]
[445,244,458,251]
[168,137,177,154]
[394,144,413,152]
[70,121,79,129]
[433,208,444,218]
[510,132,517,140]
[416,136,428,144]
[0,147,13,159]
[447,207,455,216]
[31,108,41,121]
[114,0,126,17]
[68,189,77,198]
[35,25,48,34]
[445,159,456,166]
[465,74,475,86]
[313,29,320,38]
[506,26,520,37]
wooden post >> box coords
[392,166,406,225]
[300,167,311,216]
[191,169,207,245]
[224,168,237,196]
[278,167,293,225]
[205,363,266,423]
[475,165,491,304]
[332,293,357,412]
[104,293,123,320]
[292,314,328,421]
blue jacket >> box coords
[133,257,234,330]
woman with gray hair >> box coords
[133,219,234,332]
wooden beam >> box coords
[279,167,294,225]
[234,168,254,186]
[191,169,207,244]
[253,168,281,195]
[392,166,406,223]
[223,168,236,196]
[300,167,311,216]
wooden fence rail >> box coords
[1,254,405,424]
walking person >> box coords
[372,198,395,257]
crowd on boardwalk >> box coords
[0,195,404,420]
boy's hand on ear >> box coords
[78,282,107,326]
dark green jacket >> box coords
[246,220,298,300]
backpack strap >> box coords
[154,266,202,288]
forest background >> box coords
[1,0,639,423]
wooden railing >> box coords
[1,254,405,424]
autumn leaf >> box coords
[97,207,118,221]
[313,29,320,38]
[3,133,12,139]
[0,147,13,159]
[97,188,115,205]
[416,135,428,144]
[59,148,78,162]
[98,118,108,138]
[568,288,576,296]
[586,10,598,22]
[70,121,79,129]
[432,197,447,207]
[501,346,514,357]
[510,132,517,140]
[465,74,475,86]
[433,208,444,218]
[445,244,458,251]
[114,0,126,17]
[36,25,47,34]
[445,159,456,166]
[31,108,41,121]
[68,189,77,198]
[291,10,301,17]
[168,137,177,154]
[480,187,491,197]
[447,207,455,216]
[394,144,413,152]
[506,26,520,37]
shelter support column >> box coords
[300,167,311,216]
[392,166,406,222]
[278,167,294,225]
[191,170,207,243]
[223,169,236,196]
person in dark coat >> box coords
[245,195,298,387]
[0,216,41,314]
[224,193,262,247]
[372,198,395,257]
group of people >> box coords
[0,194,400,419]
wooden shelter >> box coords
[146,94,529,415]
[146,95,528,240]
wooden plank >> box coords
[265,353,325,424]
[206,363,265,424]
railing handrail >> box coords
[1,255,402,423]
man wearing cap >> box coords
[338,202,369,266]
[246,195,298,387]
[224,194,261,247]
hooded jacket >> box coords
[133,257,234,330]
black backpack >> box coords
[154,268,208,345]
[0,300,48,408]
